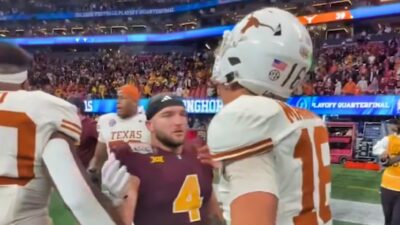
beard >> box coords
[155,130,184,149]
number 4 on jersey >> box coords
[173,174,203,222]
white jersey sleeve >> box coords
[225,152,278,202]
[39,93,82,142]
[373,136,388,156]
[207,95,287,161]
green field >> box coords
[49,192,78,225]
[331,164,381,204]
[49,165,382,225]
[333,221,362,225]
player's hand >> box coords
[87,167,100,185]
[197,145,222,169]
[381,151,389,161]
[381,157,389,167]
[101,152,130,207]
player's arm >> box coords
[43,132,129,225]
[373,136,389,157]
[41,98,130,225]
[206,98,281,225]
[209,137,278,225]
[225,153,278,225]
[88,140,108,182]
[114,176,139,225]
[101,153,140,225]
[373,136,389,166]
[88,118,109,182]
[86,120,99,147]
[205,191,225,225]
[371,135,400,167]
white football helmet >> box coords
[212,7,313,98]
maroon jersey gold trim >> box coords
[113,139,213,225]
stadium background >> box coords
[2,0,400,224]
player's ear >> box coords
[128,98,137,106]
[145,120,154,132]
[21,80,29,90]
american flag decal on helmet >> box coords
[272,59,287,71]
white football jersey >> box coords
[207,95,332,225]
[0,90,81,225]
[97,112,150,152]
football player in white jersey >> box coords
[0,43,131,225]
[201,8,332,225]
[89,84,150,179]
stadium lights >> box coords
[2,2,400,46]
[0,25,234,46]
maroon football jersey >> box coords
[77,117,98,168]
[114,140,213,225]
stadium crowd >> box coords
[297,37,400,96]
[30,49,215,100]
[28,38,400,99]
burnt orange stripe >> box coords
[61,124,81,135]
[212,141,273,161]
[62,119,81,130]
[213,143,273,161]
[212,138,272,158]
[0,92,8,103]
[0,176,31,186]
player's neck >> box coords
[119,112,136,120]
[221,88,253,105]
[222,92,250,105]
[0,83,23,91]
[152,140,183,155]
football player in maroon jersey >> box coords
[68,97,98,169]
[108,93,223,225]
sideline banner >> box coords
[85,95,399,116]
[287,95,397,116]
[84,98,223,114]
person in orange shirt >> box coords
[373,119,400,225]
[342,77,357,95]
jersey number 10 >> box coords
[0,110,36,186]
[294,126,332,224]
